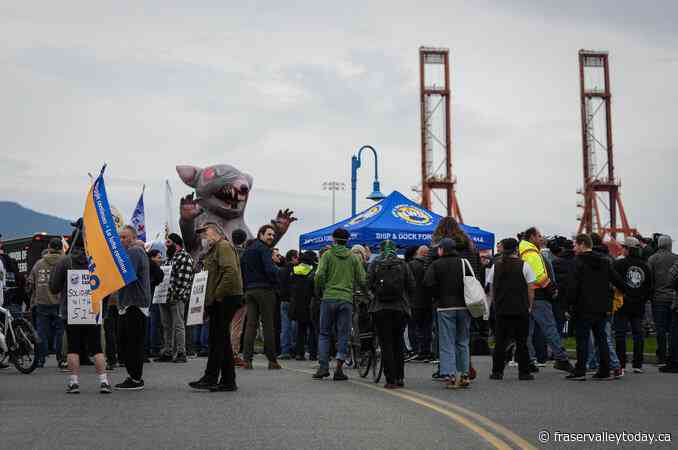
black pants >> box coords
[375,310,406,384]
[296,320,317,359]
[614,311,644,368]
[104,304,120,364]
[492,315,530,375]
[205,298,240,385]
[575,315,609,376]
[411,308,433,355]
[119,307,147,381]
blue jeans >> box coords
[318,300,353,370]
[280,302,297,355]
[36,304,65,365]
[192,322,209,353]
[437,309,470,376]
[149,304,162,354]
[652,303,673,363]
[528,300,569,362]
[587,316,620,370]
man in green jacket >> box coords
[313,228,366,381]
[189,222,243,392]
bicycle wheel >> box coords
[358,348,372,378]
[11,318,39,374]
[371,339,383,383]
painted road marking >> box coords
[284,366,532,450]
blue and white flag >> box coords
[130,186,147,242]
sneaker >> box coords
[278,353,292,360]
[659,365,678,373]
[528,363,540,373]
[210,383,238,392]
[613,368,624,378]
[519,373,535,381]
[444,376,457,389]
[457,374,470,388]
[115,378,145,391]
[591,372,614,381]
[535,362,547,368]
[174,353,188,364]
[188,377,217,390]
[58,360,69,370]
[489,372,503,380]
[566,373,586,381]
[100,382,112,394]
[632,367,644,374]
[312,368,330,380]
[154,354,173,363]
[268,360,282,370]
[66,383,80,394]
[507,360,518,367]
[554,360,574,373]
[333,368,348,381]
[197,351,209,358]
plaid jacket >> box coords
[168,249,195,303]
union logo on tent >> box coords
[347,205,382,227]
[392,204,432,226]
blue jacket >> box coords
[240,239,279,290]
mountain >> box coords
[0,201,72,240]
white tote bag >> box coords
[462,258,488,319]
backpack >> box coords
[374,258,405,302]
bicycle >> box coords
[0,305,40,374]
[346,302,383,383]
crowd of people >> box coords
[2,216,678,395]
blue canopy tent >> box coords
[299,191,494,251]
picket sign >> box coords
[152,266,172,304]
[67,270,100,325]
[186,271,208,326]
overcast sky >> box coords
[1,1,676,249]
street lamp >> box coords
[323,181,345,224]
[351,145,386,216]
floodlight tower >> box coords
[576,50,636,239]
[419,47,463,222]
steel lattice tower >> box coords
[419,47,463,222]
[577,50,636,239]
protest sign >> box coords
[186,271,208,326]
[67,270,99,325]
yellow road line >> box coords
[285,367,514,450]
[393,388,537,450]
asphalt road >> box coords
[1,355,676,450]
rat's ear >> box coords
[245,173,254,190]
[176,165,201,187]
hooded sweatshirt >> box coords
[567,250,625,317]
[613,255,653,315]
[315,244,366,303]
[49,246,89,318]
[289,262,316,323]
[647,236,678,304]
[28,251,63,306]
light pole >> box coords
[351,145,386,216]
[323,181,345,223]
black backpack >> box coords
[374,258,405,302]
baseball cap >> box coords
[622,237,640,249]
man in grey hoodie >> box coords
[115,225,151,391]
[648,235,678,365]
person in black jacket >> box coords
[146,250,165,360]
[549,237,576,337]
[368,240,415,389]
[408,246,433,361]
[489,238,536,380]
[278,250,298,360]
[566,234,625,381]
[240,225,281,369]
[289,251,318,361]
[613,237,653,373]
[424,238,472,389]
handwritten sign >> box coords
[67,270,99,325]
[186,271,208,326]
[152,266,172,304]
